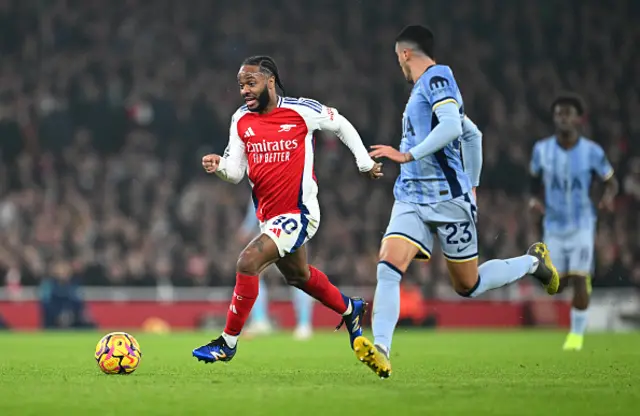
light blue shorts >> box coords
[383,193,478,263]
[544,227,595,276]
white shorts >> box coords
[544,227,595,277]
[260,202,320,258]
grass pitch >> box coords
[0,330,638,415]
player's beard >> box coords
[248,87,271,113]
[402,63,413,84]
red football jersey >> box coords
[225,97,340,222]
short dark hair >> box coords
[551,93,586,116]
[242,55,286,95]
[395,25,434,58]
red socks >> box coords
[224,267,348,337]
[223,273,259,336]
[302,266,349,314]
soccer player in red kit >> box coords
[192,56,383,364]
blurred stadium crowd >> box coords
[0,0,639,294]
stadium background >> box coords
[0,0,639,331]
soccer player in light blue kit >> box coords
[529,93,618,351]
[238,199,315,340]
[352,25,560,378]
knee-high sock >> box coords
[372,261,403,352]
[463,255,538,298]
[223,273,259,346]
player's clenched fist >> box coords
[202,154,221,173]
[365,162,384,180]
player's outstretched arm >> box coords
[311,103,381,178]
[368,102,463,164]
[293,98,380,178]
[460,116,483,189]
[331,114,378,173]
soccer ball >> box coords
[95,332,142,374]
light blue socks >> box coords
[467,255,538,298]
[372,261,403,352]
[570,308,588,335]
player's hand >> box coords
[202,154,221,173]
[472,187,477,200]
[598,197,615,212]
[528,197,545,214]
[369,145,413,164]
[364,162,384,180]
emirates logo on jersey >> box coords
[246,139,299,153]
[246,139,300,164]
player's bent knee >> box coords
[446,260,480,297]
[282,272,310,287]
[236,252,263,275]
[453,279,480,297]
[378,238,419,274]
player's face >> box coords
[395,43,413,83]
[238,65,273,112]
[553,104,581,133]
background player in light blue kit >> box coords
[238,199,314,340]
[529,94,618,351]
[352,25,561,378]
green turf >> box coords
[0,330,638,415]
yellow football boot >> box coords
[527,242,560,295]
[563,333,584,351]
[353,336,391,379]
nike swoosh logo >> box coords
[457,244,472,253]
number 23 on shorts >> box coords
[440,221,478,261]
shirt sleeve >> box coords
[216,112,248,184]
[295,98,375,172]
[460,116,483,187]
[590,143,614,180]
[420,70,460,110]
[408,102,462,161]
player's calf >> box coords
[193,234,281,364]
[276,248,363,348]
[368,237,418,354]
[277,257,311,288]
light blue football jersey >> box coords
[530,136,614,234]
[394,64,471,204]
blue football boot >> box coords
[192,336,237,364]
[335,297,368,349]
